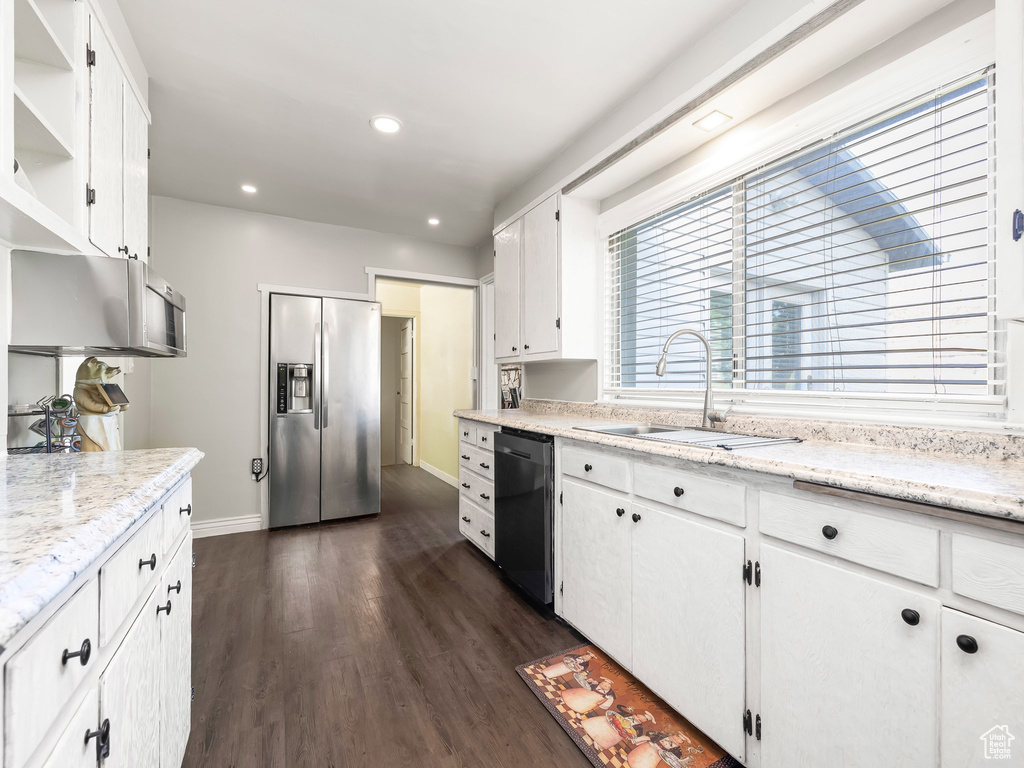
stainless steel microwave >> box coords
[9,252,187,358]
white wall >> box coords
[147,196,478,525]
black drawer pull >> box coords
[62,638,91,667]
[168,580,182,595]
[139,553,157,571]
[180,503,192,516]
[901,609,920,626]
[461,483,471,489]
[156,600,172,616]
[821,525,838,540]
[461,516,471,523]
[463,431,469,437]
[481,436,487,442]
[479,462,490,470]
[461,454,470,460]
[584,464,593,472]
[673,486,685,497]
[616,508,625,517]
[631,512,642,523]
[480,493,490,501]
[480,530,491,538]
[85,718,111,759]
[956,634,979,654]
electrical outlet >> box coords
[251,458,263,477]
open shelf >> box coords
[14,0,74,71]
[0,175,93,254]
[13,84,74,158]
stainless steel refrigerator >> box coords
[269,294,381,528]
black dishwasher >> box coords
[494,428,554,605]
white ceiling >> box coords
[120,0,750,247]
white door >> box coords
[494,220,521,360]
[561,478,632,668]
[100,587,161,768]
[399,318,414,464]
[88,16,124,258]
[41,687,100,768]
[760,545,939,768]
[522,194,559,357]
[122,88,148,263]
[941,608,1024,767]
[160,534,193,768]
[631,503,747,761]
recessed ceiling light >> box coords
[693,110,732,132]
[241,184,257,194]
[428,217,440,226]
[370,115,403,134]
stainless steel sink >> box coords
[574,423,800,450]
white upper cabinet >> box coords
[122,84,149,262]
[493,193,599,363]
[996,0,1024,321]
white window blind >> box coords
[605,71,1004,417]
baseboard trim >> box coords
[191,514,263,539]
[419,461,458,488]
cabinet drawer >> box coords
[633,462,745,527]
[562,445,631,494]
[459,420,478,446]
[5,580,99,768]
[160,476,192,557]
[40,686,99,768]
[460,471,494,514]
[99,512,161,646]
[459,444,493,480]
[759,491,940,586]
[951,534,1024,616]
[459,499,495,558]
[475,424,496,450]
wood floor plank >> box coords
[183,464,589,768]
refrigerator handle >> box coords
[313,322,321,430]
[322,322,330,428]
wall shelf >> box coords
[13,0,74,71]
[13,84,74,159]
[0,177,93,254]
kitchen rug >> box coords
[517,643,743,768]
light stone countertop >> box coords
[455,407,1024,524]
[0,447,204,649]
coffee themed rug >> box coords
[517,644,743,768]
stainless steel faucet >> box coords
[654,328,724,428]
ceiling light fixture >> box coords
[427,217,440,226]
[693,110,732,132]
[241,184,258,194]
[370,115,403,134]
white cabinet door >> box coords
[494,220,521,361]
[522,194,559,357]
[122,88,148,263]
[941,609,1024,767]
[41,687,100,768]
[160,533,193,768]
[631,504,747,761]
[100,587,160,768]
[760,545,939,768]
[561,478,632,668]
[88,15,124,258]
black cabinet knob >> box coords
[461,483,470,489]
[480,493,490,501]
[180,504,192,516]
[480,530,491,538]
[673,486,685,497]
[512,346,517,352]
[584,464,593,472]
[631,512,641,523]
[901,609,920,626]
[62,638,91,667]
[139,553,157,571]
[463,431,469,437]
[616,508,625,517]
[461,455,470,460]
[479,462,490,470]
[117,245,129,254]
[481,436,487,442]
[156,600,172,616]
[168,580,182,595]
[821,525,838,540]
[956,634,979,654]
[524,344,530,350]
[85,718,111,760]
[461,516,471,523]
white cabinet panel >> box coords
[494,220,521,360]
[88,16,123,258]
[561,478,632,668]
[41,687,100,768]
[99,512,160,646]
[522,194,559,357]
[100,587,160,768]
[941,609,1024,767]
[760,545,939,768]
[951,533,1024,617]
[631,503,747,761]
[122,88,148,263]
[160,534,193,768]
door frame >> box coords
[381,310,419,467]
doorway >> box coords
[381,315,415,467]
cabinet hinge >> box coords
[85,186,96,206]
[754,561,761,587]
[560,581,563,596]
[1014,209,1024,242]
[743,559,752,585]
[555,209,560,222]
[743,709,752,736]
[555,317,560,329]
[493,249,496,258]
[191,686,195,702]
[755,713,762,741]
[86,46,96,67]
[148,148,151,159]
[559,491,563,505]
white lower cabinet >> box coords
[160,534,193,768]
[940,609,1024,767]
[759,545,939,768]
[631,503,747,761]
[561,479,633,669]
[41,687,100,768]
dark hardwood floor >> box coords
[184,464,588,767]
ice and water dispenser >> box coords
[276,363,313,414]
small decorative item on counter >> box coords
[8,395,82,454]
[501,364,522,409]
[74,357,129,452]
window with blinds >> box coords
[606,72,1003,414]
